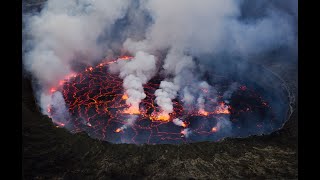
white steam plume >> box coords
[154,81,179,114]
[181,87,195,106]
[181,128,192,138]
[24,0,130,87]
[124,0,295,58]
[24,0,131,116]
[197,95,206,112]
[223,82,239,100]
[216,117,232,135]
[118,115,138,131]
[196,81,217,112]
[154,49,195,115]
[43,91,70,126]
[117,51,157,111]
[173,118,184,127]
[123,0,296,115]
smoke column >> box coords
[154,81,179,119]
[173,118,184,127]
[117,51,157,113]
[117,115,139,132]
[181,128,192,138]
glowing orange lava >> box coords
[181,122,187,128]
[67,73,77,78]
[48,56,132,96]
[50,72,78,94]
[58,73,77,86]
[122,106,141,115]
[214,102,230,114]
[50,88,56,93]
[198,109,209,116]
[122,94,128,100]
[211,127,218,132]
[46,54,275,144]
[150,112,170,122]
[118,55,133,60]
[115,128,122,133]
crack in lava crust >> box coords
[48,58,276,144]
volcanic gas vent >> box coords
[47,57,287,144]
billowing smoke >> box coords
[196,81,217,112]
[123,0,296,116]
[153,49,196,115]
[181,128,192,138]
[223,82,240,101]
[181,88,195,105]
[173,118,184,127]
[124,0,296,64]
[197,96,206,113]
[23,0,132,122]
[24,0,131,87]
[215,117,232,136]
[44,91,70,126]
[110,51,156,112]
[118,115,138,132]
[156,50,196,113]
[154,81,179,115]
[23,0,297,134]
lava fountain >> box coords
[47,56,290,144]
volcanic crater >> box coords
[48,57,290,144]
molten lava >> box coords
[50,88,56,93]
[122,106,141,115]
[214,102,230,114]
[198,109,209,116]
[181,122,187,128]
[115,128,122,133]
[211,127,218,133]
[47,55,275,144]
[150,112,170,122]
[118,55,133,60]
[122,94,128,100]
